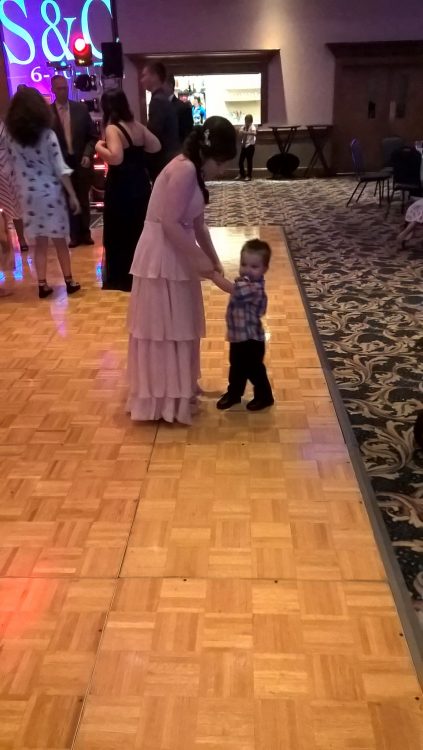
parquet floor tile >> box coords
[0,227,421,748]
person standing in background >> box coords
[164,74,194,147]
[96,89,161,292]
[236,114,256,181]
[192,96,206,125]
[141,62,179,181]
[0,118,28,252]
[51,75,96,247]
[6,87,81,298]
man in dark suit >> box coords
[165,74,194,146]
[141,61,180,181]
[51,75,96,247]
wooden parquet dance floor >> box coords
[0,226,421,749]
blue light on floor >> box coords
[13,252,23,281]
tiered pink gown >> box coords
[127,156,207,424]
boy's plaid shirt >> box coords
[226,276,267,343]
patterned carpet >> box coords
[206,178,423,622]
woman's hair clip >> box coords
[202,128,211,147]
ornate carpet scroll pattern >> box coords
[206,178,423,622]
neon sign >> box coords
[0,0,112,95]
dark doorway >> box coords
[328,41,423,172]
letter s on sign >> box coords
[0,0,36,65]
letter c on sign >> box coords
[81,0,112,60]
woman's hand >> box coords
[214,261,225,276]
[69,194,81,215]
[201,269,216,280]
[95,139,107,152]
[209,271,234,294]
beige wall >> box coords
[119,0,423,124]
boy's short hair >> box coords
[144,61,167,83]
[241,238,272,268]
[166,73,176,89]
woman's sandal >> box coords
[65,277,81,295]
[38,281,53,299]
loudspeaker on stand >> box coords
[101,42,123,78]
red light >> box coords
[73,37,87,54]
[71,37,92,66]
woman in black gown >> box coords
[96,90,161,291]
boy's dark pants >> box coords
[227,340,273,400]
[239,145,255,178]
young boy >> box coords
[212,238,274,412]
[236,114,256,181]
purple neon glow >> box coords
[0,0,113,97]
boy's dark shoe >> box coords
[216,393,242,410]
[246,396,274,412]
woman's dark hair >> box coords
[182,116,237,204]
[6,87,52,146]
[101,89,134,126]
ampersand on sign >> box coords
[40,0,74,61]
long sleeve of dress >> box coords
[47,130,73,180]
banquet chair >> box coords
[381,136,405,171]
[347,139,390,207]
[385,146,422,216]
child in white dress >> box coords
[6,87,81,298]
[398,199,423,246]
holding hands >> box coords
[214,260,225,277]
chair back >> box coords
[392,146,422,186]
[382,136,405,168]
[350,139,365,175]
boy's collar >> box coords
[240,274,264,282]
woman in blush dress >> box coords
[127,116,237,424]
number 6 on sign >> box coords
[31,66,42,82]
